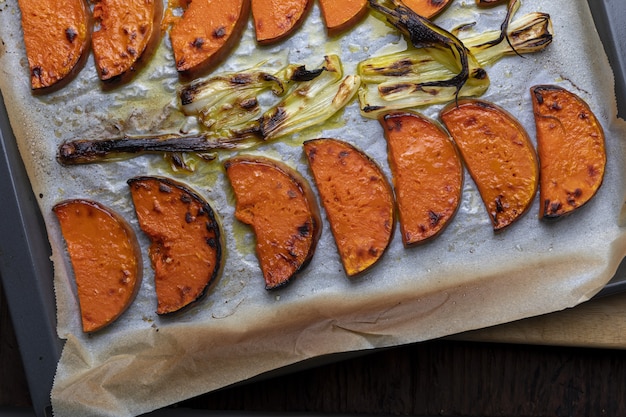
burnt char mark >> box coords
[65,27,78,43]
[185,212,194,223]
[495,196,504,213]
[239,98,258,110]
[290,65,324,82]
[259,107,287,138]
[428,210,442,227]
[32,66,43,82]
[533,89,544,105]
[363,105,384,113]
[380,83,412,96]
[298,221,311,237]
[180,83,202,106]
[180,193,192,204]
[191,37,204,49]
[543,198,562,215]
[550,101,562,111]
[231,73,253,85]
[566,188,583,206]
[383,114,403,131]
[383,59,414,77]
[305,143,317,161]
[158,183,172,193]
[213,26,226,38]
[473,68,487,80]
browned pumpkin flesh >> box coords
[53,199,142,333]
[128,176,223,315]
[400,0,452,19]
[475,0,507,7]
[318,0,368,35]
[224,156,321,290]
[251,0,312,44]
[168,0,250,76]
[304,138,395,276]
[441,99,539,232]
[530,85,606,219]
[92,0,163,81]
[381,111,463,246]
[17,0,90,90]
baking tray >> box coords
[0,0,624,416]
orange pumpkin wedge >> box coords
[92,0,163,81]
[224,156,321,290]
[401,0,452,19]
[251,0,312,44]
[304,138,395,276]
[128,176,223,315]
[169,0,250,76]
[475,0,507,8]
[53,199,142,333]
[381,111,463,246]
[17,0,90,90]
[441,99,539,232]
[530,85,606,219]
[318,0,368,35]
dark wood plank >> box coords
[180,341,626,416]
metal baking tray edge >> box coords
[0,92,63,417]
[0,1,624,416]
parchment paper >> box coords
[1,0,626,416]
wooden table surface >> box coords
[3,281,626,416]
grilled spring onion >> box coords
[366,1,473,93]
[58,55,360,165]
[57,132,253,165]
[358,0,552,118]
[180,70,285,132]
[254,55,360,141]
[461,10,553,67]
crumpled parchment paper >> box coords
[1,0,626,416]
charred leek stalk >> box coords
[180,70,285,132]
[58,56,359,165]
[359,0,552,118]
[57,132,254,165]
[361,0,483,118]
[461,10,553,67]
[254,55,360,140]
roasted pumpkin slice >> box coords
[441,99,538,232]
[530,85,606,219]
[318,0,368,35]
[92,0,163,81]
[475,0,508,7]
[53,199,142,333]
[224,156,321,290]
[17,0,90,90]
[304,138,395,276]
[400,0,452,19]
[128,176,223,315]
[381,111,463,246]
[169,0,249,76]
[251,0,312,44]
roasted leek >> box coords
[58,55,359,165]
[180,69,285,132]
[359,0,552,118]
[255,55,360,140]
